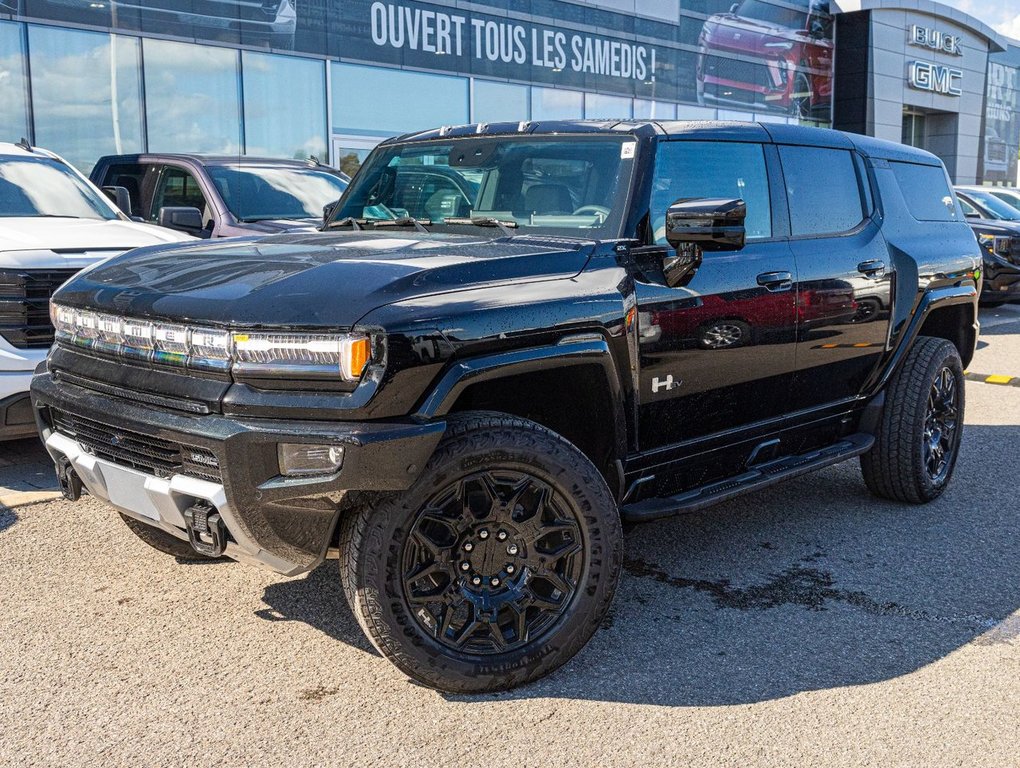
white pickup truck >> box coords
[0,141,193,439]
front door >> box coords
[635,139,799,449]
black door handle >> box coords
[857,260,886,278]
[756,271,793,292]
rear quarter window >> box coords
[890,161,960,222]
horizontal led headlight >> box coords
[49,304,376,382]
[233,332,370,380]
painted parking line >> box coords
[963,371,1020,387]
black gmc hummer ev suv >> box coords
[32,121,981,693]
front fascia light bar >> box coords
[49,304,373,382]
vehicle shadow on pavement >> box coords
[0,506,16,534]
[464,423,1020,706]
[259,560,379,656]
[253,425,1020,706]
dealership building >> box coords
[0,0,1017,184]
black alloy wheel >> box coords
[401,470,584,655]
[338,412,622,693]
[860,336,965,503]
[923,366,959,483]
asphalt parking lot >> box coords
[2,306,1020,767]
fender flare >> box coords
[869,284,978,394]
[415,335,628,463]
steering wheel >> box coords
[572,205,611,222]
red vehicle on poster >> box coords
[696,0,833,120]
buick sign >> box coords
[909,24,963,57]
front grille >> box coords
[50,409,221,482]
[704,55,773,90]
[0,269,79,349]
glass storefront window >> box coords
[472,80,529,123]
[243,51,326,161]
[144,39,242,154]
[585,93,633,119]
[633,100,677,120]
[0,22,30,144]
[331,63,468,135]
[27,26,144,172]
[531,87,583,120]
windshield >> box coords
[963,189,1020,221]
[331,136,635,237]
[207,165,349,222]
[735,0,808,29]
[0,155,117,220]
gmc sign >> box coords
[908,60,963,96]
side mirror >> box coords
[101,185,132,217]
[158,206,204,233]
[662,198,746,288]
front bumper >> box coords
[32,372,445,575]
[981,255,1020,301]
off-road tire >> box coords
[119,513,225,561]
[860,336,964,503]
[337,412,623,693]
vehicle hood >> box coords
[0,217,193,259]
[53,231,595,327]
[968,218,1020,237]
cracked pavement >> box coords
[1,305,1020,767]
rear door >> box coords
[635,139,799,448]
[778,144,892,406]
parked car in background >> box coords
[89,155,349,239]
[955,186,1020,306]
[696,0,833,119]
[0,141,191,439]
[985,187,1020,211]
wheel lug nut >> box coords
[507,544,519,556]
[506,565,515,574]
[460,561,471,571]
[463,542,473,552]
[497,530,508,541]
[490,577,500,587]
[472,576,481,586]
[479,529,489,540]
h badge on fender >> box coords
[652,375,680,393]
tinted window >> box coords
[780,146,865,236]
[152,167,207,222]
[651,141,772,243]
[104,163,146,216]
[890,161,959,222]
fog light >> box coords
[278,443,344,476]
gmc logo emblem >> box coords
[908,61,963,96]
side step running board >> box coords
[620,433,875,523]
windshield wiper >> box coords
[371,217,431,233]
[445,217,518,237]
[327,216,370,231]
